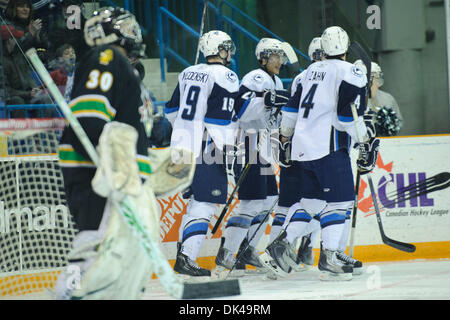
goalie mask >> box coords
[199,30,236,59]
[255,38,288,65]
[84,7,146,58]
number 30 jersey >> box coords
[165,62,239,157]
[281,59,368,161]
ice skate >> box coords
[336,251,364,275]
[214,238,244,278]
[318,248,353,281]
[174,243,211,279]
[260,230,299,276]
[296,236,314,271]
[236,239,267,274]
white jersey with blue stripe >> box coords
[281,59,368,162]
[165,63,239,157]
[234,68,284,163]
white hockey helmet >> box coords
[371,62,384,86]
[321,26,349,56]
[354,60,384,87]
[199,30,236,58]
[308,37,324,62]
[255,38,288,64]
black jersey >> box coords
[59,45,152,186]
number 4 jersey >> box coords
[281,58,368,162]
[164,62,239,157]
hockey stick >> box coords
[351,103,415,253]
[211,105,283,235]
[26,48,240,299]
[194,0,208,65]
[224,196,279,279]
[362,171,450,216]
[347,40,372,258]
[348,170,361,258]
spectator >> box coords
[48,43,75,94]
[1,0,52,117]
[355,60,403,136]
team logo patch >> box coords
[253,74,263,83]
[226,71,237,83]
[211,189,222,196]
[99,49,114,65]
[351,66,364,77]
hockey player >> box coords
[262,26,380,281]
[214,38,290,274]
[165,30,240,277]
[354,60,403,136]
[54,7,194,299]
[273,37,325,270]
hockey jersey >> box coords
[58,45,152,185]
[234,68,284,163]
[281,59,368,161]
[164,62,239,157]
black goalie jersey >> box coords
[58,45,152,187]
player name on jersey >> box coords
[307,70,326,81]
[181,71,210,83]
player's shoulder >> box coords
[209,64,239,91]
[334,59,367,88]
[180,63,238,90]
[241,68,272,91]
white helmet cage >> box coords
[199,30,236,58]
[308,37,324,62]
[321,26,350,57]
[255,38,288,65]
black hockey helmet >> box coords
[84,6,146,58]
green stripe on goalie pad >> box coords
[181,279,241,299]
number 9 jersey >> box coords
[281,59,368,161]
[164,62,240,157]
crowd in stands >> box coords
[0,0,87,118]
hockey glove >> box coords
[357,137,380,175]
[263,89,290,110]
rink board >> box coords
[158,134,450,269]
[1,134,449,297]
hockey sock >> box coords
[285,208,312,243]
[223,213,252,253]
[248,211,270,248]
[270,205,289,243]
[338,210,352,252]
[320,210,347,251]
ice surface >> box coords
[142,259,450,300]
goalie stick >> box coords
[26,48,240,299]
[351,103,415,253]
